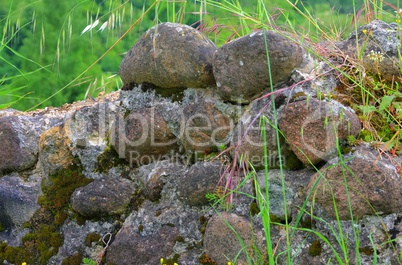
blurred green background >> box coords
[0,0,399,110]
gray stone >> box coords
[64,101,119,174]
[337,20,402,83]
[177,161,222,206]
[279,98,361,166]
[106,199,205,265]
[307,143,402,220]
[71,178,136,217]
[48,220,117,264]
[0,116,58,174]
[213,30,304,103]
[231,97,302,169]
[255,170,295,222]
[203,212,265,265]
[107,224,179,265]
[110,106,179,166]
[181,98,233,154]
[119,22,217,90]
[0,173,42,233]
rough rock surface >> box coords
[231,97,302,169]
[71,177,136,217]
[110,106,178,165]
[38,125,73,175]
[0,115,61,174]
[213,30,304,103]
[308,143,402,220]
[119,22,217,90]
[279,98,361,166]
[181,99,233,153]
[0,174,42,231]
[203,212,265,264]
[176,161,222,206]
[337,20,402,83]
[107,223,180,265]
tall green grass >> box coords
[202,0,402,264]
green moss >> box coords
[162,254,181,265]
[199,216,208,234]
[269,214,283,223]
[41,164,93,213]
[85,232,101,247]
[249,201,260,216]
[282,151,304,170]
[0,222,3,232]
[0,164,93,265]
[175,235,185,243]
[308,240,322,257]
[62,252,83,265]
[359,246,374,256]
[96,145,127,173]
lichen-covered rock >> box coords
[47,220,117,264]
[337,20,402,83]
[64,101,119,174]
[64,101,118,148]
[278,98,361,166]
[213,30,304,103]
[119,22,217,91]
[203,212,265,264]
[231,97,302,169]
[105,197,205,265]
[307,143,402,220]
[255,170,295,222]
[181,99,233,153]
[107,223,179,265]
[0,173,42,233]
[38,125,73,175]
[176,161,222,206]
[0,116,60,174]
[110,106,178,166]
[71,178,135,217]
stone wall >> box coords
[0,20,401,265]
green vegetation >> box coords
[1,0,402,264]
[1,0,398,111]
[0,164,93,265]
[199,0,402,264]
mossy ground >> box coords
[96,145,127,173]
[0,163,93,265]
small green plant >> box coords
[82,257,97,265]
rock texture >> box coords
[338,20,402,83]
[213,30,304,103]
[279,98,361,166]
[110,106,178,166]
[119,22,217,90]
[0,115,61,174]
[231,97,302,169]
[203,212,265,264]
[0,21,401,265]
[308,143,402,220]
[181,99,233,153]
[71,178,136,217]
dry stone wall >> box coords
[0,21,401,265]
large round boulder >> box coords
[119,22,217,91]
[212,30,304,103]
[278,98,361,166]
